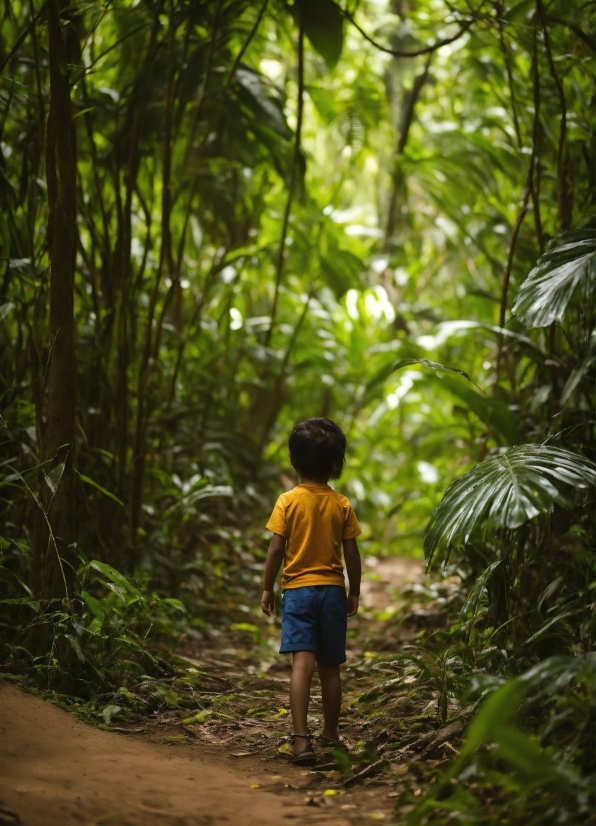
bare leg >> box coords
[289,651,316,753]
[317,662,341,741]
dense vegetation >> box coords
[1,0,594,822]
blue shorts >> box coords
[280,585,348,665]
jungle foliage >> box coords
[0,0,594,821]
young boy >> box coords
[261,417,362,766]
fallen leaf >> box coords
[324,789,339,796]
[231,751,258,757]
[249,784,260,789]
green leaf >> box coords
[102,704,121,725]
[306,85,338,124]
[88,617,105,635]
[320,239,364,298]
[537,576,564,611]
[296,0,344,69]
[234,68,291,139]
[44,462,65,495]
[0,302,14,323]
[459,678,527,759]
[560,352,595,406]
[435,374,518,445]
[230,622,259,633]
[392,359,517,443]
[162,598,186,611]
[424,446,596,563]
[64,633,86,662]
[435,320,545,357]
[391,358,478,387]
[105,582,135,603]
[78,472,124,506]
[523,608,583,646]
[163,484,233,517]
[517,653,596,696]
[512,227,596,327]
[460,560,503,620]
[89,560,142,598]
[490,726,567,783]
[81,590,106,622]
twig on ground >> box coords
[343,758,390,787]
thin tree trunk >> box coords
[113,0,165,499]
[31,0,77,610]
[265,13,304,348]
[130,0,177,543]
[384,56,431,250]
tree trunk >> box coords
[31,0,77,613]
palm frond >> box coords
[424,445,596,564]
[512,227,596,327]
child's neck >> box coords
[299,476,330,486]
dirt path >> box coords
[0,557,433,826]
[0,683,349,826]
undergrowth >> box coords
[1,540,594,825]
[2,451,594,826]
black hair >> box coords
[288,418,347,481]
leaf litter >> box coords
[124,556,467,822]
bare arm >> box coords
[261,533,286,615]
[343,537,361,617]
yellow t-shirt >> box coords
[266,483,362,590]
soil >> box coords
[0,681,360,826]
[0,557,437,826]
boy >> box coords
[261,417,362,766]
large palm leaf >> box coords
[424,445,596,564]
[512,227,596,327]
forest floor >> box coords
[0,557,464,825]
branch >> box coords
[537,0,570,231]
[494,22,541,384]
[547,15,595,53]
[341,2,484,58]
[77,21,150,79]
[225,0,270,88]
[496,1,543,250]
[0,1,48,77]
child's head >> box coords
[288,418,347,482]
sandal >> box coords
[277,733,317,766]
